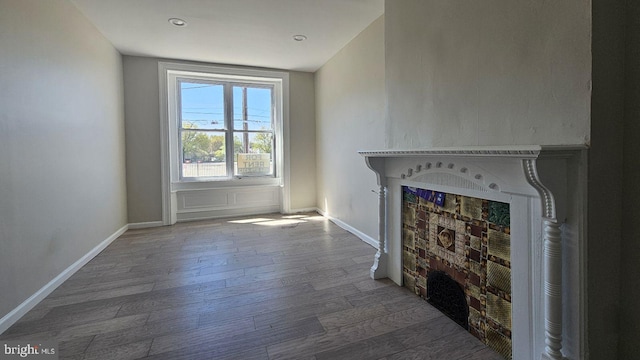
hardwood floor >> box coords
[0,213,504,360]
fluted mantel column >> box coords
[523,158,566,360]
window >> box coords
[178,80,275,179]
[159,62,290,225]
[162,64,286,183]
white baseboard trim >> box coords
[128,221,164,230]
[286,207,318,214]
[316,208,379,250]
[0,224,129,334]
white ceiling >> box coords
[70,0,384,72]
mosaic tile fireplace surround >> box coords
[402,187,513,358]
[359,146,586,360]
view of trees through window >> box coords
[179,80,275,178]
[181,129,272,163]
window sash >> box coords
[176,77,277,181]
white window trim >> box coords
[159,61,291,224]
[171,72,280,182]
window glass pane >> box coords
[180,82,224,130]
[233,86,273,131]
[233,132,273,176]
[181,130,226,177]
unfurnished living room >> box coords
[1,1,639,359]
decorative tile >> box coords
[417,257,428,270]
[461,196,483,219]
[468,284,482,299]
[470,235,482,250]
[443,216,456,230]
[436,227,455,251]
[469,307,482,327]
[403,205,415,226]
[486,328,513,360]
[404,228,415,249]
[403,273,416,290]
[488,229,511,262]
[401,186,511,358]
[487,293,512,330]
[488,201,510,227]
[487,261,511,295]
[468,272,481,287]
[403,251,416,272]
[469,249,481,263]
[455,233,467,266]
[469,296,481,311]
[419,196,431,207]
[468,224,483,237]
[403,188,417,204]
[420,207,429,219]
[443,193,457,212]
[469,260,482,275]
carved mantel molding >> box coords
[359,145,586,360]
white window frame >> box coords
[175,76,278,181]
[159,62,290,224]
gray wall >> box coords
[289,72,317,211]
[588,1,640,357]
[590,0,625,358]
[122,56,317,223]
[0,0,127,319]
[620,0,640,357]
[315,16,385,240]
[123,56,163,223]
[385,0,591,148]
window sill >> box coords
[171,177,281,191]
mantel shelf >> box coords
[358,145,587,159]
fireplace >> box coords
[359,146,586,360]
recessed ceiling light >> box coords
[168,18,187,27]
[292,34,307,42]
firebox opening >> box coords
[427,270,469,330]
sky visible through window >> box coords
[180,82,272,131]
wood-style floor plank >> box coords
[314,332,406,360]
[0,212,504,359]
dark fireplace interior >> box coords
[426,270,469,329]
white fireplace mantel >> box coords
[359,145,587,360]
